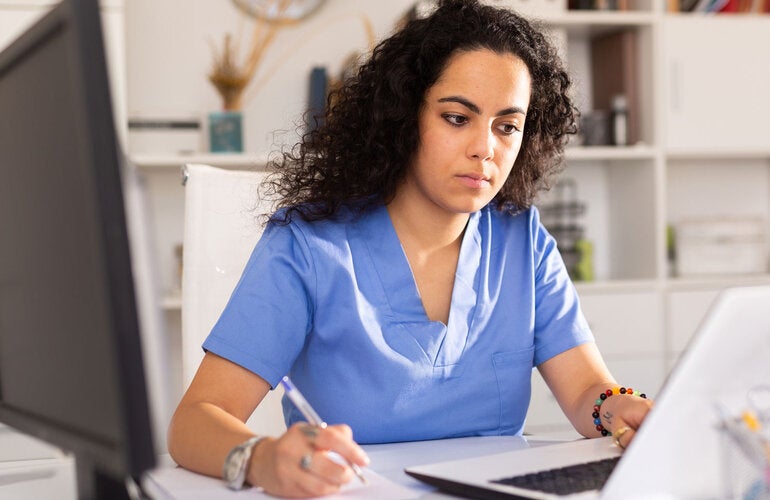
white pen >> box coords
[280,376,368,484]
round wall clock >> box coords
[232,0,327,23]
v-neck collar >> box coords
[355,203,482,367]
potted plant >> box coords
[207,0,293,152]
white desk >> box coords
[0,433,580,499]
[0,425,76,499]
[0,456,76,499]
[143,434,580,499]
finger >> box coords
[260,446,344,498]
[299,423,321,441]
[286,422,322,448]
[311,424,370,467]
[299,450,355,487]
[283,428,357,486]
[621,394,654,428]
[299,453,313,471]
[612,426,635,449]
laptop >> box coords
[406,285,770,499]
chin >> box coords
[444,198,491,215]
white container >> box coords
[675,217,767,277]
[127,117,202,156]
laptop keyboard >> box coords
[491,456,620,495]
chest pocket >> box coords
[492,347,535,434]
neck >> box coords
[386,191,470,254]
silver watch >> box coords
[223,436,264,490]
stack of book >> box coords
[669,0,770,12]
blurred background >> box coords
[0,0,768,445]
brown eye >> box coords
[497,122,520,135]
[442,113,468,126]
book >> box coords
[679,0,702,11]
[590,29,639,145]
[307,66,328,132]
[718,0,740,11]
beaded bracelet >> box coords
[592,386,647,436]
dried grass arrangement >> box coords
[208,0,293,111]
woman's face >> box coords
[403,48,531,216]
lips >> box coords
[456,173,490,189]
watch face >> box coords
[232,0,326,23]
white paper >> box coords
[145,465,418,499]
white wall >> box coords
[125,0,416,156]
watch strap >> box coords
[223,435,264,490]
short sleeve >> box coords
[202,221,316,388]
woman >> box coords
[168,0,653,497]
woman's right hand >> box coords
[247,422,370,497]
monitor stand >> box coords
[74,456,148,500]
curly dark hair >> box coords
[267,0,577,223]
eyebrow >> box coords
[437,95,526,117]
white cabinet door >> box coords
[527,370,572,433]
[667,289,721,354]
[526,291,666,433]
[579,291,665,357]
[663,17,770,151]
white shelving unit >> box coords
[521,2,770,432]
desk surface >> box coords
[0,433,580,499]
[143,433,579,499]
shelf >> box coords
[665,274,770,292]
[544,11,655,36]
[543,10,656,23]
[664,11,770,18]
[575,279,659,295]
[131,153,270,170]
[666,149,770,160]
[565,145,657,161]
[131,147,660,168]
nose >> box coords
[467,127,494,161]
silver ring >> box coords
[300,453,313,470]
[300,425,320,440]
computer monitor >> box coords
[0,0,155,498]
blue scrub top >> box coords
[203,202,593,444]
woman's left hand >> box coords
[601,394,654,449]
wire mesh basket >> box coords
[719,387,770,499]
